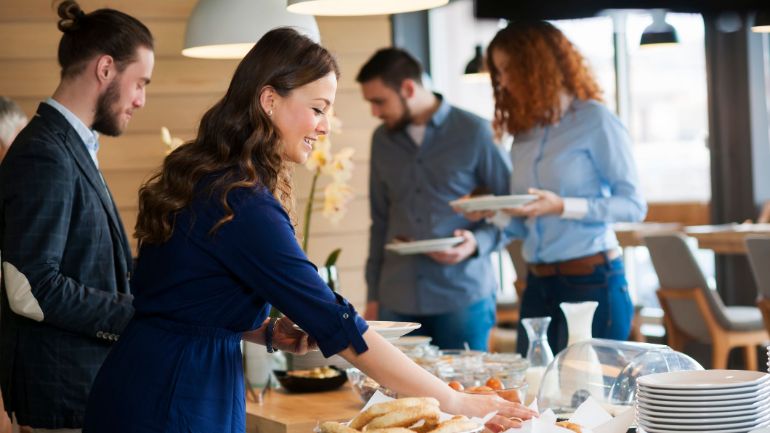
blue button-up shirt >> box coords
[45,97,100,168]
[504,99,647,263]
[365,96,512,315]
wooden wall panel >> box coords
[0,20,188,59]
[646,201,711,226]
[0,58,239,98]
[14,94,218,133]
[1,0,390,310]
[0,1,196,22]
[317,17,391,55]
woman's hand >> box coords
[273,317,317,355]
[502,188,563,217]
[443,391,537,431]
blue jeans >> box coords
[515,257,633,356]
[378,296,496,350]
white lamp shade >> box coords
[286,0,449,16]
[183,0,320,59]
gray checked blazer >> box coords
[0,103,135,428]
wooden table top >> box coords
[246,384,363,433]
[685,223,770,254]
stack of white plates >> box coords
[636,370,770,433]
[767,346,769,373]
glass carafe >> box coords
[521,317,554,403]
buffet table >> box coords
[246,384,363,433]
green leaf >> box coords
[324,248,342,267]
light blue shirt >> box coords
[365,96,512,315]
[45,97,100,168]
[504,99,647,263]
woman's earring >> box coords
[268,109,273,117]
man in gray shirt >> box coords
[357,48,511,350]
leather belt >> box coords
[528,250,621,277]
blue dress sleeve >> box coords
[202,188,369,358]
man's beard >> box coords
[92,80,123,137]
[386,94,412,131]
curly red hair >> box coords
[487,21,603,136]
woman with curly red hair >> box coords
[461,21,646,356]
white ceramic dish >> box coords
[637,386,770,401]
[637,370,770,390]
[636,400,767,416]
[449,194,537,212]
[640,406,770,424]
[640,427,765,433]
[636,398,766,413]
[384,237,464,255]
[366,321,422,340]
[636,391,768,407]
[638,381,770,396]
[294,321,421,341]
[638,412,770,431]
[392,335,432,347]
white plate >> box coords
[636,398,767,413]
[638,407,768,419]
[393,335,432,347]
[385,237,464,255]
[640,426,768,433]
[637,370,770,390]
[449,194,537,212]
[637,386,770,401]
[636,391,769,407]
[638,381,770,396]
[638,412,770,431]
[640,406,770,424]
[367,321,421,340]
[293,321,421,341]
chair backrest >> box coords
[506,239,527,300]
[644,233,731,341]
[757,298,770,336]
[746,236,770,299]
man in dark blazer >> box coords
[0,2,154,430]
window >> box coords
[625,12,710,202]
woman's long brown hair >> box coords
[487,21,603,136]
[135,28,339,245]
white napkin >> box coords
[502,397,634,433]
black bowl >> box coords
[273,366,347,393]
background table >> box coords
[685,223,770,254]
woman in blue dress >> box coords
[83,28,535,433]
[459,21,646,356]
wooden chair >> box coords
[757,201,770,224]
[505,239,527,301]
[746,236,770,335]
[645,233,767,370]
